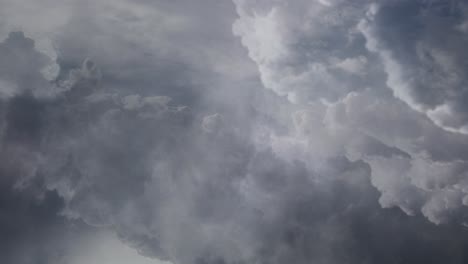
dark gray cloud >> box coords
[360,0,468,133]
[3,1,468,264]
[0,31,57,98]
[0,146,92,264]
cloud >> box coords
[0,32,58,98]
[233,0,376,103]
[359,0,468,134]
[0,150,91,264]
[4,1,468,264]
[69,231,171,264]
[232,0,468,228]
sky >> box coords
[2,0,468,263]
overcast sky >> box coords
[2,0,468,264]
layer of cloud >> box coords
[3,1,468,264]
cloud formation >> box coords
[234,0,468,226]
[3,1,468,264]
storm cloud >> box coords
[2,1,468,264]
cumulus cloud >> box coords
[233,0,468,228]
[233,0,375,103]
[4,1,468,264]
[359,0,468,134]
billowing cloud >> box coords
[233,0,468,227]
[4,1,468,264]
[233,0,376,103]
[360,0,468,134]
